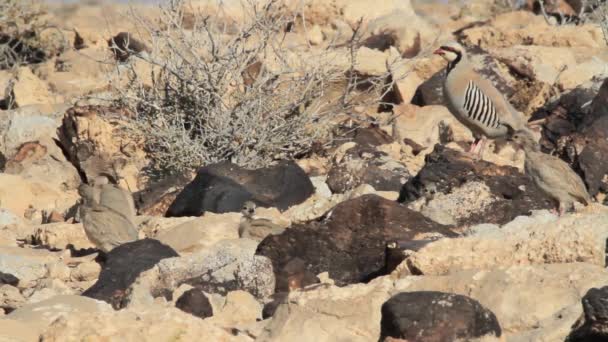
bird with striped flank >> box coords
[434,41,528,158]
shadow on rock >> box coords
[82,239,178,309]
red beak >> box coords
[433,48,444,55]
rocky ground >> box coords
[1,0,608,341]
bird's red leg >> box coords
[468,138,480,153]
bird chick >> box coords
[78,183,138,253]
[510,130,591,215]
[239,201,285,240]
[434,41,528,159]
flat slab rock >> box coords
[166,160,314,217]
[380,291,502,342]
[255,194,455,292]
[398,144,554,226]
[82,239,178,309]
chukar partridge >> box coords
[238,201,285,240]
[510,129,591,215]
[92,175,137,226]
[78,183,138,253]
[434,41,528,157]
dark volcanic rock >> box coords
[134,172,193,215]
[540,78,608,197]
[175,288,213,319]
[398,145,554,225]
[166,160,314,217]
[0,272,19,286]
[326,144,409,194]
[256,194,455,292]
[567,286,608,342]
[380,291,502,342]
[108,32,150,62]
[82,239,178,309]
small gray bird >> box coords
[510,129,591,215]
[238,201,285,240]
[78,183,138,253]
[434,41,528,158]
[92,175,137,226]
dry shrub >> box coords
[116,0,394,173]
[0,0,47,69]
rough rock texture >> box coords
[380,291,502,341]
[133,172,193,216]
[396,207,608,276]
[127,239,275,306]
[395,263,608,336]
[0,174,80,221]
[82,239,179,309]
[392,104,473,153]
[256,194,455,292]
[7,295,112,335]
[326,142,409,194]
[56,105,149,191]
[37,304,238,341]
[0,284,26,313]
[542,78,608,197]
[0,247,59,288]
[398,145,554,226]
[175,288,213,319]
[32,222,94,251]
[166,160,314,217]
[567,286,608,342]
[459,11,606,49]
[155,212,240,253]
[258,277,394,341]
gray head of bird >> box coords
[433,41,467,64]
[78,183,98,205]
[510,129,540,153]
[241,201,256,219]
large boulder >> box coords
[380,291,502,341]
[166,160,314,217]
[256,194,456,292]
[398,145,554,226]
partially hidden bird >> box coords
[434,41,528,158]
[510,129,591,215]
[238,201,285,240]
[78,182,138,253]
